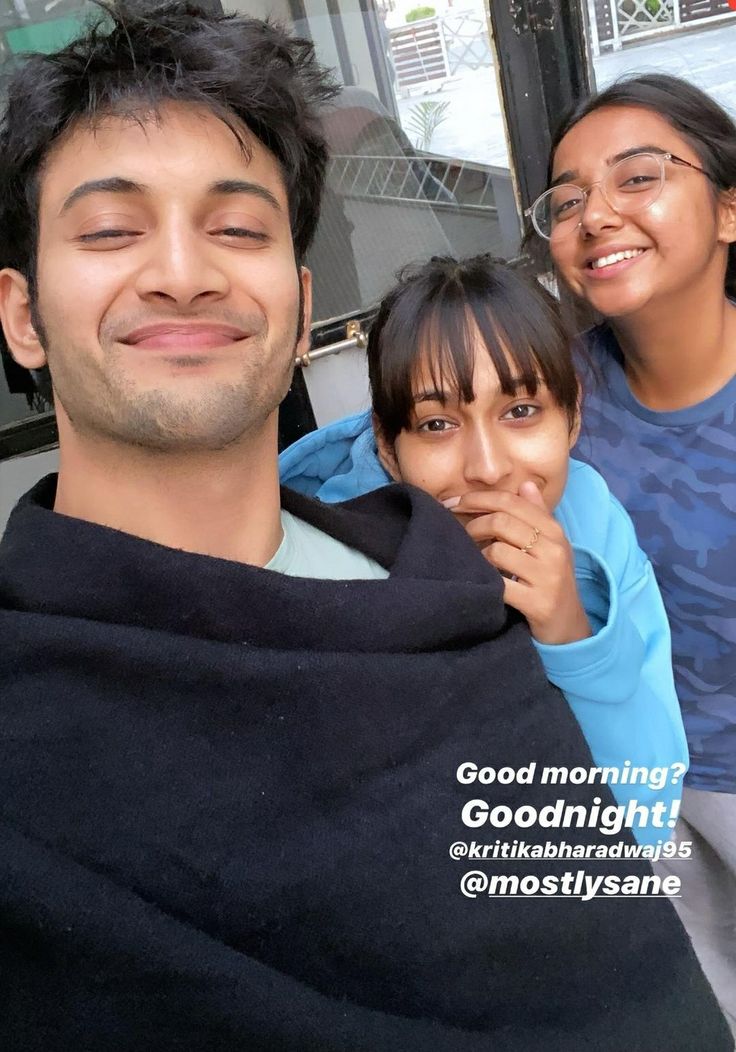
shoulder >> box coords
[555,458,613,541]
[556,459,646,583]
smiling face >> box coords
[549,105,733,319]
[1,101,309,452]
[379,340,577,514]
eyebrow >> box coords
[414,389,449,405]
[413,377,529,404]
[59,176,282,216]
[549,144,667,189]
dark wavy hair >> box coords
[548,73,736,300]
[368,254,579,445]
[0,0,338,396]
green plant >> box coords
[644,0,666,17]
[406,100,450,151]
[406,6,435,23]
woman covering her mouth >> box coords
[530,73,736,1032]
[280,253,687,847]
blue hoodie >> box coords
[280,411,688,848]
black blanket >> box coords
[0,476,729,1050]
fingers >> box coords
[483,540,542,583]
[449,488,558,537]
[518,480,546,510]
[452,489,565,553]
[501,574,531,615]
[459,488,590,645]
[502,571,592,646]
[466,511,545,553]
[485,527,572,580]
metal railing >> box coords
[388,9,492,93]
[327,153,500,210]
[587,0,736,52]
[295,320,367,369]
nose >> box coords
[463,427,513,489]
[134,216,230,306]
[579,182,623,238]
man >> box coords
[0,3,730,1049]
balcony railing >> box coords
[328,152,503,211]
[587,0,736,54]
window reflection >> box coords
[231,0,519,324]
[587,3,736,120]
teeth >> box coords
[590,249,645,270]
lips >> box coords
[120,322,248,350]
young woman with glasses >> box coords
[529,73,736,1032]
[280,254,688,847]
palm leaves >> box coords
[406,100,450,151]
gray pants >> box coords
[655,786,736,1037]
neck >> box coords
[610,280,736,411]
[53,415,284,567]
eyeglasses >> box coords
[526,151,711,242]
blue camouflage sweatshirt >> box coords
[574,324,736,793]
[280,411,689,847]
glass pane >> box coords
[225,0,520,424]
[0,373,39,430]
[0,0,91,429]
[227,0,519,327]
[586,1,736,120]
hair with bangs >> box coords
[368,254,579,444]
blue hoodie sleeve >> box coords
[535,461,688,846]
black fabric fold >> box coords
[0,476,506,651]
[0,476,730,1050]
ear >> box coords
[0,269,47,369]
[296,266,313,357]
[372,413,402,482]
[717,188,736,245]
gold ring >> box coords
[520,526,540,554]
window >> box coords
[586,0,736,116]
